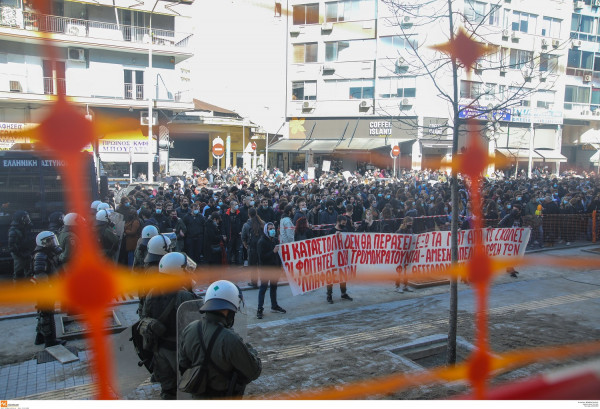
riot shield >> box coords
[109,211,125,262]
[110,325,152,398]
[176,299,204,400]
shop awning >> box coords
[420,139,453,149]
[102,129,152,141]
[335,138,389,151]
[268,139,308,152]
[495,148,543,159]
[301,140,341,153]
[590,151,600,163]
[535,149,567,163]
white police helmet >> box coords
[200,280,242,313]
[36,231,59,248]
[144,234,172,263]
[141,225,159,245]
[91,200,102,210]
[96,203,112,212]
[158,252,197,275]
[63,213,83,226]
[96,209,111,222]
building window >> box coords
[488,4,500,26]
[349,79,374,99]
[378,76,416,98]
[536,90,556,109]
[379,35,417,55]
[567,49,593,70]
[464,0,486,25]
[564,85,590,108]
[325,39,375,61]
[540,54,559,73]
[509,86,533,106]
[325,0,375,22]
[292,81,317,100]
[509,49,533,69]
[592,87,600,106]
[42,60,66,95]
[460,80,482,99]
[275,2,282,17]
[293,43,318,63]
[124,69,144,100]
[293,3,319,25]
[571,13,594,34]
[541,16,561,37]
[511,11,537,34]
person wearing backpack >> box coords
[178,280,261,399]
[138,252,198,400]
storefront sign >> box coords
[99,139,152,153]
[279,228,530,296]
[510,108,563,125]
[458,105,512,121]
[0,123,37,150]
[369,121,392,137]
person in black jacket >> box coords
[8,210,34,282]
[542,195,560,245]
[325,216,353,304]
[182,203,205,264]
[499,205,522,278]
[204,211,224,265]
[294,217,314,241]
[257,198,276,224]
[256,222,286,319]
[223,200,243,264]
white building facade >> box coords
[0,0,195,179]
[271,0,589,174]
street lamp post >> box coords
[527,117,534,179]
[147,0,160,183]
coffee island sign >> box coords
[369,121,392,137]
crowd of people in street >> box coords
[6,162,600,399]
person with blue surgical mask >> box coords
[256,222,286,319]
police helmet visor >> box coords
[199,298,238,313]
[41,235,59,248]
[182,255,197,273]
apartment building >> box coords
[0,0,194,179]
[271,0,581,174]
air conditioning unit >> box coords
[302,101,315,110]
[402,15,413,25]
[9,80,22,92]
[475,62,483,71]
[66,23,85,37]
[552,39,560,48]
[572,39,583,48]
[359,100,372,108]
[584,74,592,82]
[290,27,301,35]
[501,29,510,38]
[321,22,333,31]
[322,64,335,73]
[574,0,584,9]
[541,38,549,47]
[396,57,407,67]
[67,48,85,62]
[140,111,158,126]
[511,31,521,40]
[594,109,600,116]
[581,109,591,115]
[400,98,414,106]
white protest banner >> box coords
[279,228,530,295]
[322,160,331,172]
[308,166,315,180]
[278,233,354,296]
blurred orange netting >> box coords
[0,3,599,400]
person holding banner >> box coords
[395,217,415,293]
[256,222,286,319]
[325,216,353,304]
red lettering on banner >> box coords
[281,244,291,262]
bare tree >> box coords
[379,0,565,364]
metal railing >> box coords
[124,83,144,100]
[43,77,66,95]
[0,7,192,48]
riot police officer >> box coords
[57,213,81,265]
[47,212,65,235]
[137,234,173,314]
[140,252,197,400]
[8,210,34,282]
[96,209,120,259]
[32,231,66,347]
[133,225,159,268]
[178,280,262,399]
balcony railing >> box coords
[0,7,192,48]
[124,83,144,100]
[43,77,66,95]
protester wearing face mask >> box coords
[319,200,338,227]
[257,198,275,224]
[324,216,353,304]
[204,212,224,265]
[223,201,243,265]
[293,198,308,224]
[256,223,286,319]
[182,203,205,264]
